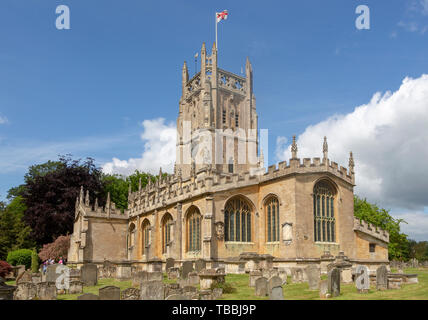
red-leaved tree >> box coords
[38,235,71,262]
[0,260,12,278]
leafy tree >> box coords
[31,248,39,273]
[0,196,34,260]
[6,249,33,269]
[38,235,70,262]
[103,170,157,211]
[408,240,428,261]
[22,156,106,245]
[354,196,410,261]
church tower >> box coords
[175,43,260,179]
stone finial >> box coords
[349,151,355,173]
[79,186,84,203]
[201,42,206,55]
[212,41,217,53]
[94,198,99,211]
[159,167,163,181]
[105,192,111,213]
[323,136,328,160]
[138,177,142,192]
[85,190,90,206]
[128,183,132,196]
[75,196,79,209]
[291,135,298,159]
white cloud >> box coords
[102,118,176,176]
[276,74,428,213]
[0,115,8,124]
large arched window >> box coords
[265,196,280,242]
[141,219,150,252]
[186,207,201,252]
[162,213,173,254]
[224,197,252,242]
[313,180,336,243]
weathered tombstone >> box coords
[81,264,98,286]
[167,267,180,280]
[165,258,175,271]
[165,283,182,297]
[132,271,148,286]
[68,281,84,294]
[16,270,32,284]
[328,268,340,297]
[182,285,197,294]
[255,277,268,297]
[140,280,165,300]
[376,266,388,290]
[268,276,282,293]
[37,282,57,300]
[278,269,288,285]
[195,259,207,272]
[147,271,163,282]
[269,286,284,300]
[188,272,199,286]
[13,282,37,300]
[212,287,223,300]
[319,280,329,298]
[31,273,42,285]
[199,290,213,300]
[165,293,189,300]
[77,293,99,300]
[249,270,262,287]
[291,268,304,283]
[355,265,370,293]
[99,286,120,300]
[305,265,320,290]
[45,265,61,283]
[69,268,81,282]
[181,261,194,279]
[121,287,140,300]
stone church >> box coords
[68,42,389,274]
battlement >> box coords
[353,217,389,243]
[125,154,355,217]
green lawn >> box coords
[220,267,428,300]
[7,267,428,300]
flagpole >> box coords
[215,14,218,52]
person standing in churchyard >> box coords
[42,261,48,274]
[59,257,64,265]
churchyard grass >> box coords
[12,267,425,300]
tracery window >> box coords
[187,207,201,252]
[313,180,336,242]
[265,196,280,242]
[162,213,173,254]
[224,197,252,242]
[141,219,150,249]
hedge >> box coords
[6,249,33,270]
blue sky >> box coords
[1,1,428,239]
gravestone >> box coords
[249,270,262,287]
[147,271,163,282]
[0,277,16,300]
[99,285,120,300]
[165,283,182,297]
[268,276,282,293]
[188,272,199,285]
[166,258,175,271]
[195,259,207,272]
[376,266,388,290]
[37,282,57,300]
[212,287,223,300]
[31,273,42,285]
[319,280,329,298]
[355,265,370,293]
[305,265,320,290]
[13,282,37,300]
[16,270,32,284]
[81,264,98,286]
[199,290,213,300]
[46,265,61,283]
[77,293,99,300]
[167,267,180,280]
[69,281,84,294]
[255,277,268,296]
[132,271,148,286]
[165,293,189,300]
[182,285,197,293]
[328,268,340,297]
[269,286,284,300]
[69,268,81,282]
[278,269,288,285]
[181,261,194,279]
[121,287,140,300]
[140,280,165,300]
[291,268,305,283]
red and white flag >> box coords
[216,10,228,23]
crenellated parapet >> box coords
[126,149,355,217]
[74,186,128,220]
[353,217,389,243]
